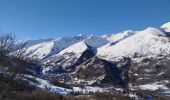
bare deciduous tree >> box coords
[0,33,36,100]
[0,33,15,57]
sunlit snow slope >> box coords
[97,26,170,61]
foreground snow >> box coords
[139,83,169,91]
[73,86,110,94]
[24,75,72,95]
[23,75,110,95]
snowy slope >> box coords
[24,75,110,95]
[19,35,87,59]
[26,41,54,59]
[42,41,88,73]
[55,35,108,58]
[42,35,108,73]
[24,75,71,95]
[97,27,170,61]
[14,39,52,49]
[161,22,170,34]
[59,41,88,58]
[107,30,137,42]
[52,35,88,53]
[24,39,53,47]
[101,30,137,48]
[84,34,108,47]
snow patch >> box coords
[73,86,109,94]
[139,82,169,91]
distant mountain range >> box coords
[18,22,170,61]
[12,22,170,98]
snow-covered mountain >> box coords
[97,25,170,61]
[40,22,170,93]
[3,22,170,99]
[18,35,88,59]
[58,34,108,57]
[15,22,170,72]
[42,35,108,73]
[52,35,88,53]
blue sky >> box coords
[0,0,170,40]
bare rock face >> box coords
[76,57,125,86]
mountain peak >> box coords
[161,22,170,33]
[107,30,136,42]
[101,34,109,39]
